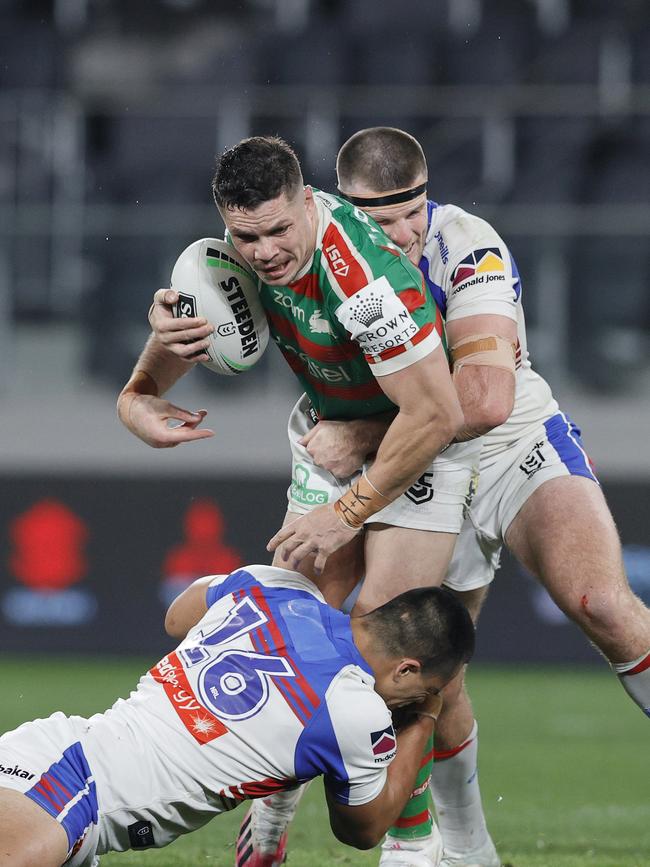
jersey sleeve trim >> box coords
[445,300,518,323]
[370,327,441,376]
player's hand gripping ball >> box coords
[171,238,269,375]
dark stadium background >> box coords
[1,0,649,661]
[3,6,650,866]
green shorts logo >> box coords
[291,465,329,507]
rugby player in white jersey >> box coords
[272,127,649,867]
[0,566,475,867]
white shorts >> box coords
[286,394,481,534]
[444,411,600,592]
[0,712,101,867]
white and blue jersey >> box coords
[419,200,596,480]
[0,566,394,863]
[418,202,598,589]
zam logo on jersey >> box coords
[451,248,506,293]
[371,726,397,763]
[338,277,418,356]
[273,289,305,322]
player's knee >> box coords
[561,584,626,632]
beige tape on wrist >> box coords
[333,474,391,530]
[117,370,159,426]
[450,333,516,379]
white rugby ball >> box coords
[170,238,269,375]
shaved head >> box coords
[337,127,427,193]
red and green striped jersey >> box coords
[258,190,445,420]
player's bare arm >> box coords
[117,331,214,448]
[164,574,215,638]
[362,343,462,498]
[301,313,518,469]
[325,704,438,849]
[447,312,517,442]
[268,345,463,573]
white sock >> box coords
[430,720,490,855]
[253,783,308,852]
[613,650,650,717]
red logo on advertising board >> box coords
[163,500,241,580]
[9,499,88,591]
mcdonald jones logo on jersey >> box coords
[370,726,396,763]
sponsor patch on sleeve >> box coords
[451,247,506,294]
[335,275,421,359]
[370,725,397,763]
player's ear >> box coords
[395,658,422,681]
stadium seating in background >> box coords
[568,117,650,391]
[509,117,595,204]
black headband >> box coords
[339,182,427,208]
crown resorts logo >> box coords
[291,465,328,506]
[349,290,384,328]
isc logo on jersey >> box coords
[170,238,269,376]
[324,242,349,277]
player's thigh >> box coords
[505,475,628,612]
[273,509,363,607]
[355,525,458,613]
[355,445,479,613]
[0,787,68,867]
[450,584,490,625]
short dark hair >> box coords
[337,127,427,192]
[212,135,303,211]
[363,586,475,680]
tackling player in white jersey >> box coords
[0,564,474,867]
[247,128,650,867]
